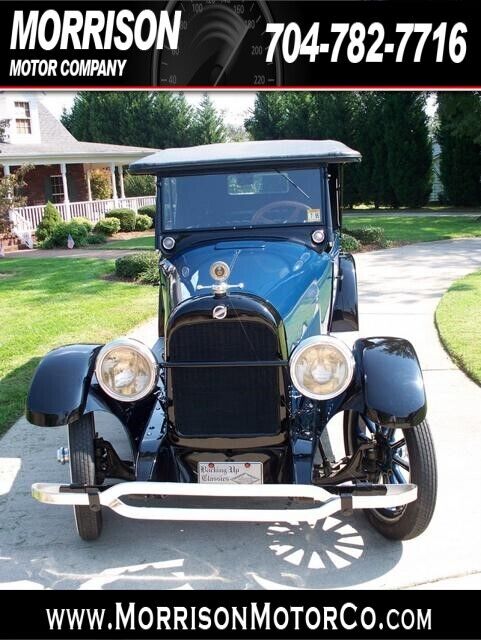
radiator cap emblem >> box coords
[212,305,227,320]
[210,261,230,282]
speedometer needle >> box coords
[214,23,249,86]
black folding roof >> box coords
[129,139,361,174]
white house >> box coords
[0,92,157,248]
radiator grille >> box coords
[168,320,281,436]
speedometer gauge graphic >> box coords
[152,0,282,87]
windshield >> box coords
[161,168,323,231]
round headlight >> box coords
[290,336,354,400]
[95,338,158,402]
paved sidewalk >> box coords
[0,239,480,590]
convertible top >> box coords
[129,140,361,174]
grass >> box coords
[99,216,481,250]
[345,215,481,244]
[0,257,157,435]
[102,235,155,250]
[436,269,481,386]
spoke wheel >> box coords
[68,413,103,541]
[343,411,437,540]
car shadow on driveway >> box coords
[0,407,404,591]
[0,483,403,590]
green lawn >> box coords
[345,215,481,244]
[0,257,157,435]
[99,217,481,250]
[104,235,155,249]
[436,269,481,386]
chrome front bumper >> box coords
[31,481,417,523]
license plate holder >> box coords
[197,462,263,485]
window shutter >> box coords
[44,176,53,202]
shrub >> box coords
[137,262,160,285]
[87,233,107,245]
[345,225,385,245]
[44,220,89,248]
[36,201,61,241]
[124,173,156,197]
[90,169,112,200]
[135,214,153,231]
[72,216,93,233]
[106,208,136,232]
[137,204,156,220]
[341,233,361,253]
[115,252,158,280]
[94,218,121,236]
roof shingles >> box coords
[0,101,157,161]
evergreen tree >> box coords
[308,93,360,205]
[62,92,197,149]
[245,92,360,204]
[382,93,432,208]
[282,93,313,138]
[62,93,125,144]
[191,94,226,145]
[244,93,289,140]
[437,92,481,144]
[437,93,481,206]
[35,201,61,241]
[353,93,393,207]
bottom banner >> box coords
[0,589,477,639]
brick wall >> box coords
[67,164,89,202]
[8,163,89,205]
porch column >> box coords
[110,163,118,201]
[86,168,92,202]
[118,165,126,199]
[60,163,70,203]
[3,165,12,200]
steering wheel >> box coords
[251,201,311,226]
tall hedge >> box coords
[245,91,433,208]
[438,93,481,206]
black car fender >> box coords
[351,337,427,428]
[330,252,359,332]
[26,344,101,427]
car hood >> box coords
[164,239,333,349]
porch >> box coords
[13,195,156,232]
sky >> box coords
[41,91,257,127]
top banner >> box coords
[2,0,480,89]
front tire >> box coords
[68,413,102,541]
[344,412,437,540]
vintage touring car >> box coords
[28,140,437,541]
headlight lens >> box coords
[95,338,158,402]
[290,336,354,400]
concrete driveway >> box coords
[1,238,481,590]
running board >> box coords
[32,481,417,523]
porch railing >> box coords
[12,195,156,232]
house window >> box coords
[14,101,32,135]
[50,175,64,203]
